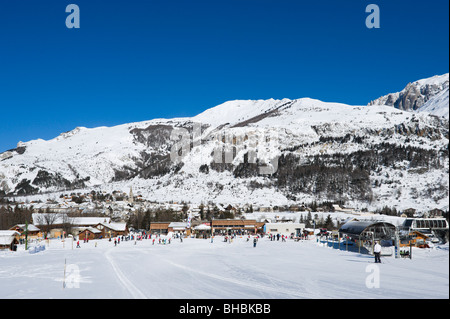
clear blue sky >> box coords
[0,0,448,153]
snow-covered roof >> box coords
[194,224,211,230]
[169,222,188,230]
[339,221,396,236]
[12,224,40,232]
[80,227,102,234]
[32,213,110,226]
[99,222,127,232]
[0,231,20,245]
[0,230,20,237]
[72,217,111,226]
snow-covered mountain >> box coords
[1,86,449,212]
[368,73,449,119]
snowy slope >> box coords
[192,98,292,126]
[417,87,449,118]
[0,84,449,212]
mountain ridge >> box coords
[1,77,448,212]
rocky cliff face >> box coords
[368,73,449,118]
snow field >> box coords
[0,235,448,299]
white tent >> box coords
[194,224,211,231]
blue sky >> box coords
[0,0,448,153]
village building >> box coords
[192,223,212,238]
[128,187,134,204]
[95,222,128,238]
[9,224,42,239]
[78,227,102,240]
[264,222,305,237]
[168,222,189,234]
[211,219,264,235]
[148,222,189,235]
[426,209,444,218]
[32,213,112,238]
[149,222,171,235]
[332,205,357,214]
[0,230,20,251]
[399,230,431,248]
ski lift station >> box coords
[336,218,449,256]
[338,221,397,254]
[339,221,397,241]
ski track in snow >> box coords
[160,256,314,299]
[104,248,147,299]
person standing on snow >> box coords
[374,241,382,263]
[253,237,257,248]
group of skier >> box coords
[73,230,385,264]
[268,233,290,242]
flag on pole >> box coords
[25,220,29,251]
[187,212,192,228]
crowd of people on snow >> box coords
[73,229,313,251]
[71,230,391,264]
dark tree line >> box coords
[0,205,33,230]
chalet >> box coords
[332,205,356,214]
[78,227,102,240]
[426,209,444,218]
[149,222,171,235]
[32,213,111,238]
[96,222,128,238]
[168,222,188,234]
[0,230,20,251]
[211,219,264,235]
[9,224,42,239]
[399,230,430,248]
[188,208,201,219]
[402,208,417,217]
[148,222,188,235]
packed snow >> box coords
[0,234,448,299]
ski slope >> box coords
[0,236,448,299]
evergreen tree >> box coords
[324,214,334,230]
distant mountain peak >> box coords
[368,73,449,118]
